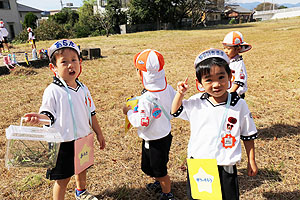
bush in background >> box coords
[35,20,73,41]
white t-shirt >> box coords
[174,92,257,165]
[229,55,248,96]
[28,32,35,40]
[127,84,176,141]
[0,27,8,37]
[39,77,96,142]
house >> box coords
[224,4,253,23]
[0,0,22,39]
[18,3,43,23]
[93,0,130,14]
[0,0,44,39]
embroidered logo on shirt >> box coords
[152,106,162,119]
[133,105,139,113]
[141,117,149,126]
[221,134,236,149]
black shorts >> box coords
[141,132,172,178]
[187,165,239,200]
[0,42,3,48]
[46,140,75,180]
[3,37,8,43]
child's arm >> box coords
[230,83,239,93]
[243,139,258,176]
[91,115,105,149]
[23,113,50,125]
[171,78,189,114]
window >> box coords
[0,0,11,9]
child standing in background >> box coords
[171,49,258,200]
[123,49,176,200]
[222,31,252,98]
[0,21,10,53]
[24,39,105,200]
[27,27,36,49]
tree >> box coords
[50,7,79,27]
[74,0,102,37]
[23,12,38,29]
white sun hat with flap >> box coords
[222,31,252,53]
[133,49,167,92]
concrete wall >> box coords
[0,0,22,39]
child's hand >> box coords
[23,113,49,125]
[122,105,132,115]
[177,77,189,95]
[96,132,106,150]
[247,159,258,176]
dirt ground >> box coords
[0,17,300,200]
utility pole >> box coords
[60,0,64,9]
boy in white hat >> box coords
[123,49,176,200]
[23,39,105,200]
[0,21,10,53]
[171,49,258,200]
[222,31,252,98]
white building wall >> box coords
[0,0,22,39]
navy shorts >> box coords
[187,165,239,200]
[46,140,75,180]
[0,41,3,48]
[3,37,8,43]
[141,132,172,178]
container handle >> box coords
[20,117,51,127]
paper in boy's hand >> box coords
[125,96,138,133]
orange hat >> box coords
[222,31,252,53]
[133,49,167,92]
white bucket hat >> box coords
[133,49,167,92]
[222,31,252,53]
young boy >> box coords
[0,21,10,53]
[123,49,176,200]
[171,49,258,200]
[0,30,3,56]
[27,27,36,49]
[222,31,252,98]
[24,39,105,200]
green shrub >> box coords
[35,20,73,41]
[229,18,237,24]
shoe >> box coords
[146,181,162,194]
[75,190,98,200]
[158,192,175,200]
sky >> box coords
[16,0,300,11]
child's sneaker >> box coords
[146,181,162,194]
[158,192,175,200]
[75,190,98,200]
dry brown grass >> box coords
[1,17,300,200]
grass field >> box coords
[0,17,300,200]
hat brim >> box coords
[141,70,167,92]
[239,42,252,53]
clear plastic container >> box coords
[5,118,63,169]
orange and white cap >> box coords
[222,31,252,53]
[133,49,167,92]
[0,21,4,28]
[27,27,32,32]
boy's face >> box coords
[198,65,231,103]
[223,45,240,59]
[51,48,81,87]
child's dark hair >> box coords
[50,48,80,65]
[195,57,231,83]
